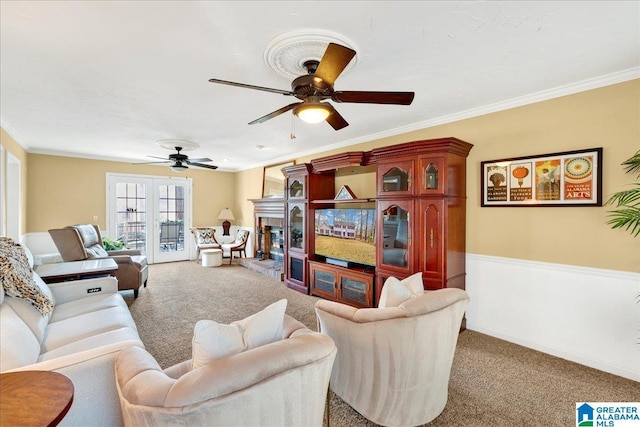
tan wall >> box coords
[238,80,640,273]
[0,128,28,236]
[26,154,236,232]
[234,166,265,232]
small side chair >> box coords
[190,227,221,263]
[221,229,250,264]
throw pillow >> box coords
[378,272,424,308]
[191,299,287,370]
[196,229,216,244]
[0,238,54,315]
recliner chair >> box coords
[48,224,148,297]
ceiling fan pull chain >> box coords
[290,112,296,139]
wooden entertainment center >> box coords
[281,137,473,308]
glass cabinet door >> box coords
[380,202,411,270]
[313,269,336,294]
[419,156,445,195]
[288,204,305,251]
[377,160,413,196]
[288,177,305,199]
[340,276,368,306]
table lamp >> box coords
[217,208,235,236]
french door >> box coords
[107,173,192,264]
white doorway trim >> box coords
[6,151,21,240]
[106,173,193,264]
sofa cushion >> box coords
[42,306,138,353]
[191,299,287,370]
[39,327,142,362]
[378,272,424,308]
[50,292,128,323]
[0,238,54,315]
[0,303,41,371]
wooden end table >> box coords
[0,371,74,426]
[36,258,118,284]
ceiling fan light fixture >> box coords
[170,164,188,172]
[295,103,332,124]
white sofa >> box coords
[0,247,144,426]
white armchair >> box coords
[315,288,469,427]
[115,315,336,427]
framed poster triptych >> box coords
[481,148,603,207]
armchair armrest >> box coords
[315,299,406,323]
[47,276,118,304]
[107,249,141,256]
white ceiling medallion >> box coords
[264,29,358,80]
[155,139,199,151]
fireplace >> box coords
[244,197,285,281]
[257,222,284,264]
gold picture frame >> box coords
[262,160,294,197]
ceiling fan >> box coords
[138,146,218,172]
[208,43,415,130]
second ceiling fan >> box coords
[208,43,415,131]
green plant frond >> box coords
[621,150,640,176]
[606,150,640,238]
[606,207,640,237]
[604,185,640,207]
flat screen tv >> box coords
[314,208,376,267]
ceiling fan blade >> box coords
[249,102,301,125]
[147,155,170,160]
[332,91,415,105]
[314,43,356,87]
[209,78,294,96]
[186,157,212,163]
[326,109,349,131]
[189,162,218,170]
[134,160,171,165]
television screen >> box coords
[314,208,376,267]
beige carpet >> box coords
[124,261,639,426]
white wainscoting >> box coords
[466,254,640,381]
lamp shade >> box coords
[295,103,332,124]
[170,164,188,172]
[217,208,235,220]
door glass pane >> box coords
[115,183,147,253]
[158,184,185,252]
[382,205,409,267]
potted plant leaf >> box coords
[103,237,125,251]
[604,150,640,237]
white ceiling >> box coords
[1,1,638,172]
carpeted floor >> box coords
[124,261,639,426]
